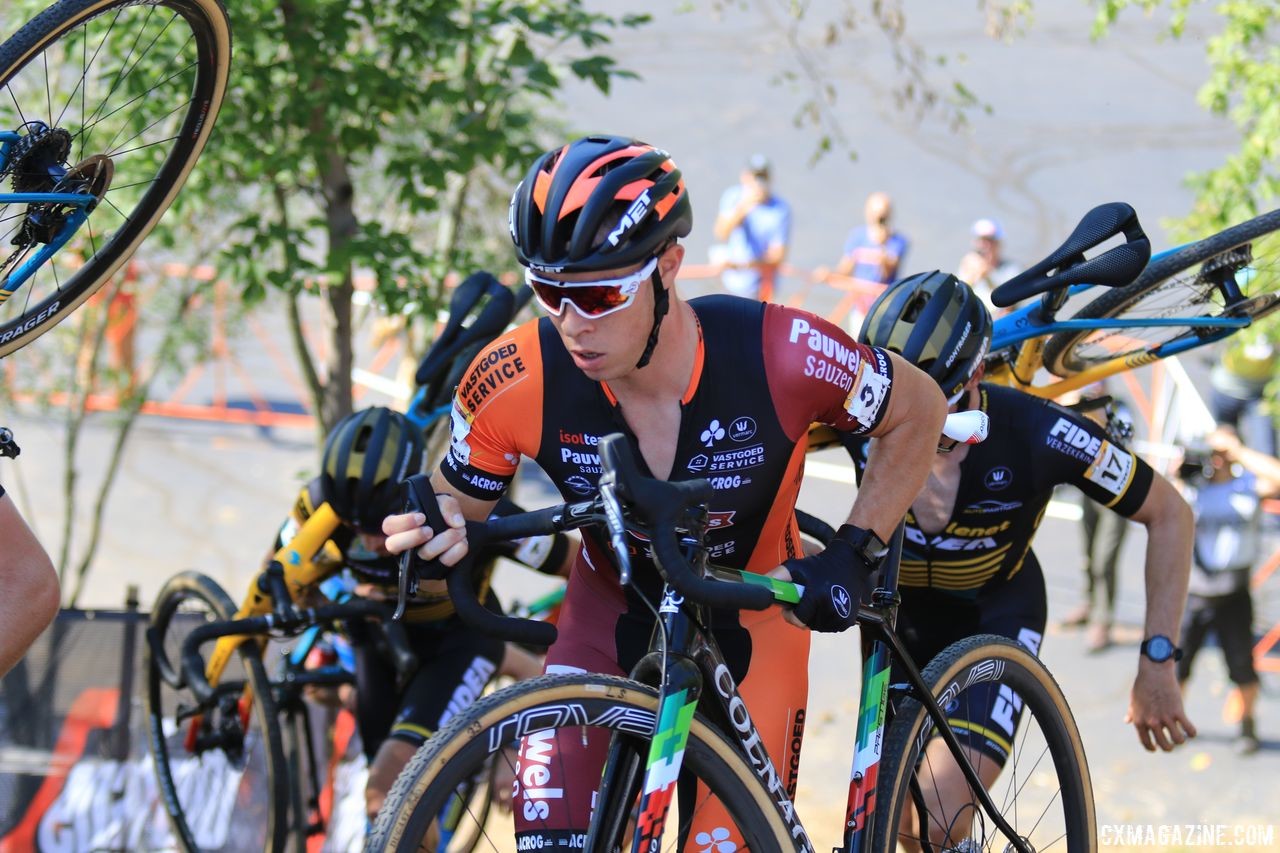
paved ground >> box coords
[3,0,1279,849]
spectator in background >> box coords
[1210,338,1277,457]
[814,191,909,334]
[712,154,792,302]
[828,191,909,288]
[1059,383,1133,653]
[1176,427,1275,755]
[957,218,1021,313]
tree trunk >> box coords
[319,148,357,434]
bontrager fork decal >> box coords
[844,641,891,847]
[632,688,697,849]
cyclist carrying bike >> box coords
[845,271,1197,845]
[383,134,947,849]
[270,406,574,823]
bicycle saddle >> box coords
[991,202,1151,308]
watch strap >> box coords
[834,524,890,566]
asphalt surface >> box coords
[3,0,1278,849]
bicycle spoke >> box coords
[84,59,197,144]
[60,8,124,140]
[102,193,130,223]
[42,50,52,125]
[106,96,193,158]
[81,6,160,141]
[6,84,29,130]
[106,131,183,160]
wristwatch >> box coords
[836,524,891,566]
[1139,634,1183,663]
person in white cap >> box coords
[957,217,1022,313]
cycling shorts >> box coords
[511,557,811,849]
[349,600,504,760]
[893,558,1047,766]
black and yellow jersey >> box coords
[846,383,1154,597]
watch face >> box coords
[1146,636,1173,661]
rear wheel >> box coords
[1042,208,1280,376]
[368,673,790,852]
[873,635,1095,852]
[145,571,289,852]
[0,0,231,356]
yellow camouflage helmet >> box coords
[859,271,991,404]
[320,407,424,532]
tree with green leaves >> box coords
[195,0,648,434]
[1093,1,1280,407]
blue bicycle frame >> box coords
[0,129,98,303]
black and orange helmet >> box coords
[509,135,693,274]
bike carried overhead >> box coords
[0,0,231,357]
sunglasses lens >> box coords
[531,282,632,317]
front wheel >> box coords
[144,571,290,852]
[1042,208,1280,377]
[873,635,1095,852]
[368,673,792,852]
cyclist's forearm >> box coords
[847,355,947,539]
[1133,479,1194,640]
[0,498,60,677]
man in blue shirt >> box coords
[834,191,909,287]
[713,154,792,301]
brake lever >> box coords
[394,550,418,622]
[395,474,438,621]
[598,475,632,586]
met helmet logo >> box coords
[607,189,653,246]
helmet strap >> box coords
[635,267,670,369]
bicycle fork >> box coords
[842,636,892,851]
[588,584,818,853]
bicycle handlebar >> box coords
[400,411,990,644]
[176,598,411,704]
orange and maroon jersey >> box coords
[441,294,893,587]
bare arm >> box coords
[1123,473,1197,751]
[847,351,948,539]
[0,494,60,677]
[1207,428,1280,497]
[714,203,750,243]
[761,242,787,267]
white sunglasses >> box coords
[525,256,658,319]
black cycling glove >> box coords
[782,525,877,632]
